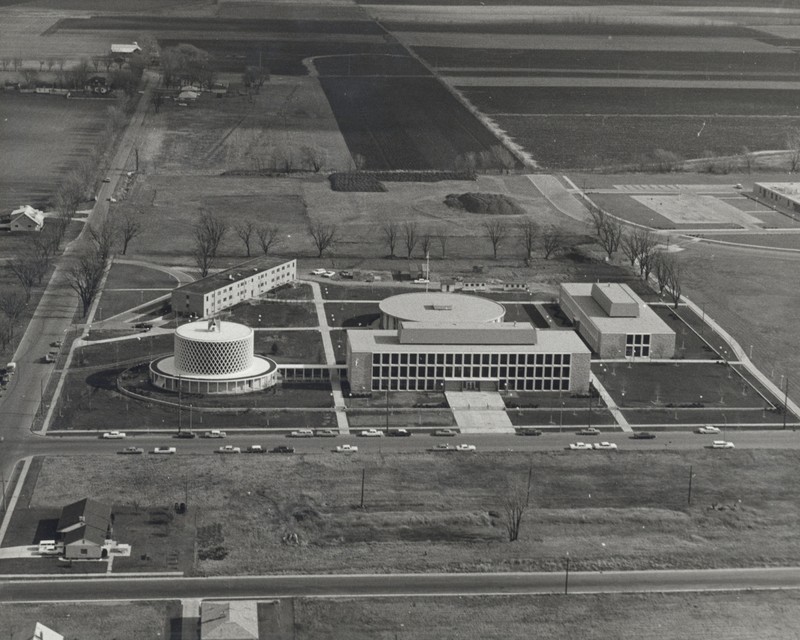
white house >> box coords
[111,42,141,55]
[10,205,44,232]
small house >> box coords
[56,498,112,559]
[10,205,44,232]
[201,601,259,640]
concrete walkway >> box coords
[527,174,590,223]
[590,372,631,432]
[445,391,515,433]
[181,598,201,640]
[0,457,32,547]
[306,280,350,434]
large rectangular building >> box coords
[172,257,296,318]
[347,322,591,394]
[752,182,800,216]
[559,282,675,359]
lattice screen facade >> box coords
[174,332,254,375]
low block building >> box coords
[171,257,296,318]
[559,282,675,359]
[752,182,800,216]
[10,205,44,232]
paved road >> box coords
[4,567,800,602]
[0,74,156,485]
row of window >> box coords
[372,378,568,391]
[372,365,570,380]
[372,352,571,366]
[625,334,651,358]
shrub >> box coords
[328,172,386,192]
[444,192,526,215]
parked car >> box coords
[311,268,327,275]
[315,429,337,437]
[246,445,264,453]
[568,442,593,450]
[430,443,456,452]
[203,430,226,438]
[217,445,241,454]
[433,429,457,436]
[152,447,176,454]
[387,429,411,437]
[339,270,354,279]
[334,444,358,453]
[270,446,295,454]
[455,444,477,452]
[359,428,383,437]
[289,429,314,438]
[44,352,57,363]
[322,270,336,278]
[133,322,152,331]
[632,432,656,440]
[118,446,144,455]
[518,428,542,436]
[412,278,430,284]
[593,442,618,450]
[102,177,111,183]
[174,431,196,439]
[50,340,62,348]
[710,440,735,449]
[102,431,126,439]
[577,427,600,436]
[697,425,721,434]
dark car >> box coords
[174,431,196,439]
[632,432,656,440]
[270,446,295,454]
[518,428,542,436]
[387,429,411,437]
[134,322,152,331]
[339,270,354,279]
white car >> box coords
[311,268,327,275]
[203,430,226,438]
[711,440,735,449]
[335,444,358,453]
[322,271,336,278]
[412,278,430,284]
[455,444,477,452]
[152,447,176,454]
[568,442,593,450]
[289,429,314,438]
[697,426,721,434]
[217,445,241,454]
[360,429,383,438]
[103,431,126,439]
[430,443,455,452]
[593,442,618,450]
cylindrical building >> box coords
[150,319,277,394]
[378,292,505,329]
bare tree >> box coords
[588,206,623,260]
[0,289,27,324]
[8,256,39,301]
[300,146,324,172]
[118,210,143,255]
[402,221,418,259]
[541,226,565,260]
[88,218,118,263]
[308,222,337,258]
[501,469,533,543]
[436,227,449,259]
[192,211,228,277]
[20,69,38,87]
[55,174,86,221]
[66,249,106,317]
[518,219,539,264]
[654,253,670,295]
[661,254,682,308]
[419,232,434,258]
[483,219,507,259]
[46,58,55,73]
[234,221,256,257]
[256,225,281,256]
[381,222,399,259]
[788,128,800,172]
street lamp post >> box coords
[783,378,790,429]
[564,553,570,595]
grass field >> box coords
[319,77,517,171]
[293,592,800,640]
[0,93,108,212]
[27,448,800,575]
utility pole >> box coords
[564,554,570,595]
[385,387,390,433]
[783,378,790,429]
[687,465,693,505]
[360,468,366,509]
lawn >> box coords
[227,299,318,328]
[324,302,381,328]
[293,592,800,640]
[104,262,181,290]
[27,448,800,575]
[0,602,175,640]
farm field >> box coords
[701,233,800,250]
[0,93,108,212]
[26,449,800,576]
[319,77,517,171]
[294,592,800,640]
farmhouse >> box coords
[752,182,800,217]
[110,42,141,55]
[9,205,44,232]
[201,601,259,640]
[171,256,296,318]
[559,282,675,359]
[349,291,590,394]
[56,498,112,559]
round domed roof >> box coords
[176,320,252,342]
[379,292,505,325]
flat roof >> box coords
[755,182,800,204]
[379,292,504,324]
[176,320,251,342]
[561,282,674,335]
[175,257,293,297]
[399,322,538,345]
[348,327,589,354]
